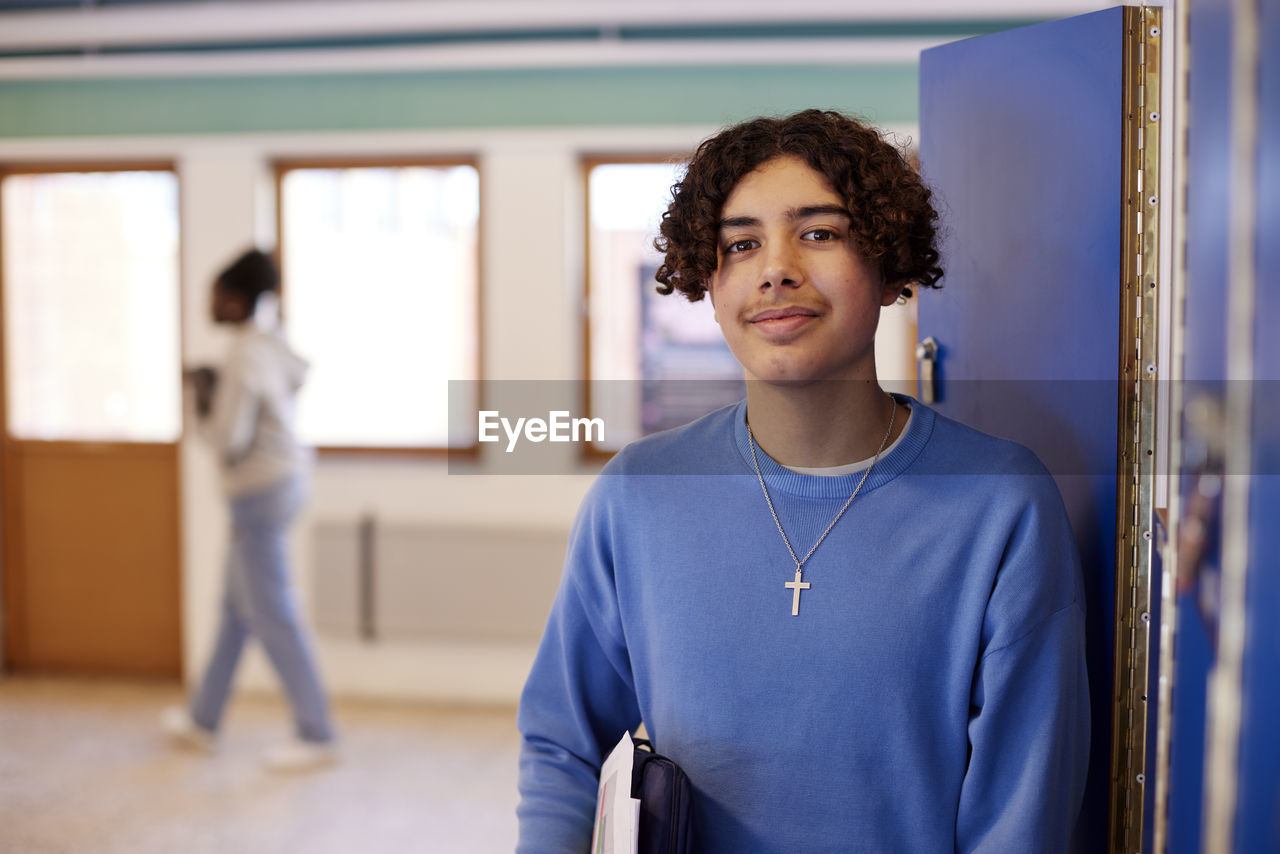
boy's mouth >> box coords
[749,306,819,323]
[747,305,821,337]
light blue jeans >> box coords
[190,474,335,743]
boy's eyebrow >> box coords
[789,204,850,221]
[718,204,851,230]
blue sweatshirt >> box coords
[517,397,1089,853]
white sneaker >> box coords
[160,706,216,754]
[264,739,339,772]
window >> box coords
[277,160,479,451]
[1,166,181,443]
[585,158,743,451]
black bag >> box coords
[631,738,695,854]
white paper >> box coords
[590,731,642,854]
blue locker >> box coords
[919,2,1280,852]
[1174,0,1280,851]
[1227,0,1280,847]
[919,7,1131,851]
[1169,0,1232,851]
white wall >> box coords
[0,122,919,705]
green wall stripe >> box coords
[0,64,919,138]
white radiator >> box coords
[311,519,568,644]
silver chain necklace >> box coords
[746,395,897,616]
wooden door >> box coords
[1,165,182,677]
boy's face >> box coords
[706,155,900,386]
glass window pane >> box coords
[587,162,743,449]
[1,170,181,442]
[281,164,479,448]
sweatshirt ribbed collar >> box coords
[730,394,934,500]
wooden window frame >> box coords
[580,153,689,461]
[272,156,483,458]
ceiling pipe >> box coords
[0,0,1114,52]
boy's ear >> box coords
[880,280,907,306]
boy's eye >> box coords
[723,238,759,254]
[802,228,839,242]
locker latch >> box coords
[915,336,940,403]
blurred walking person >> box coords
[163,248,337,771]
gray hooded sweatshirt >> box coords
[199,325,313,496]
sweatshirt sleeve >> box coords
[195,345,259,463]
[955,475,1091,854]
[516,478,643,854]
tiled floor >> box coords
[0,676,521,853]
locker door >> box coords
[1166,0,1232,851]
[1195,0,1280,849]
[1232,0,1280,846]
[918,7,1157,852]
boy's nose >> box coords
[760,242,802,289]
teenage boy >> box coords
[516,110,1089,852]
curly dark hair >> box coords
[654,109,943,302]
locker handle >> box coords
[915,337,940,404]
